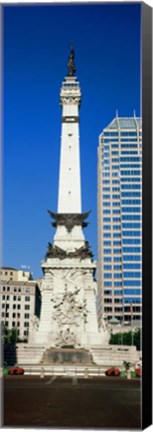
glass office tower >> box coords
[97,117,142,327]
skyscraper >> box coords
[97,117,142,327]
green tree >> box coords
[109,328,141,350]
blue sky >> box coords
[2,3,141,278]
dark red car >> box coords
[9,367,24,375]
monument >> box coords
[29,48,108,353]
[17,49,139,367]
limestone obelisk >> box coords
[28,48,108,356]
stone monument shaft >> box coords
[58,50,82,214]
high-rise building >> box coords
[97,117,142,327]
[0,267,41,338]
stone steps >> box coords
[90,344,141,367]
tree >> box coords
[109,328,141,350]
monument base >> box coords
[41,348,93,365]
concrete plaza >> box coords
[3,375,141,429]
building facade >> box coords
[0,268,41,339]
[97,117,142,326]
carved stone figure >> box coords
[52,289,88,327]
[48,210,90,232]
[31,315,40,332]
[45,240,93,261]
[55,327,80,348]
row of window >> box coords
[2,286,31,293]
[103,240,122,246]
[1,303,30,310]
[104,256,122,262]
[104,264,122,270]
[1,312,30,318]
[103,217,121,222]
[121,183,141,190]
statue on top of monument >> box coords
[67,46,76,76]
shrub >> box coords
[135,368,141,377]
[105,367,120,377]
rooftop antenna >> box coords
[116,110,119,118]
[133,109,136,117]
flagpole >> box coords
[130,303,133,346]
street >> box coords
[3,375,141,428]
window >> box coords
[104,282,112,287]
[114,290,122,295]
[114,299,123,303]
[2,295,5,300]
[25,288,30,293]
[7,295,10,300]
[123,247,141,253]
[10,272,13,276]
[13,296,16,301]
[3,287,5,291]
[103,241,111,246]
[104,257,112,262]
[123,263,141,269]
[18,288,21,292]
[103,225,111,230]
[114,281,122,287]
[114,256,122,262]
[104,273,112,278]
[103,218,111,223]
[113,202,120,207]
[104,249,111,254]
[5,272,8,275]
[112,188,120,192]
[113,241,121,246]
[24,313,30,319]
[124,289,141,295]
[103,187,110,192]
[124,280,141,286]
[123,255,141,261]
[17,305,21,310]
[104,298,112,303]
[6,312,9,318]
[103,202,110,207]
[13,305,16,309]
[24,330,28,336]
[14,288,17,292]
[114,265,122,270]
[25,305,30,310]
[18,296,21,301]
[24,322,29,327]
[104,265,112,270]
[12,313,16,318]
[113,209,120,214]
[104,290,112,295]
[123,272,142,278]
[114,273,122,278]
[25,296,30,301]
[12,321,16,327]
[7,287,10,291]
[103,233,111,238]
[103,209,111,214]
